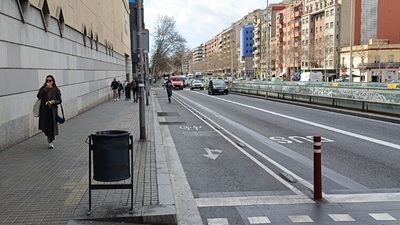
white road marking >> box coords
[174,96,309,198]
[328,214,355,222]
[196,195,314,207]
[194,92,400,150]
[207,218,229,225]
[369,213,397,221]
[174,93,400,204]
[289,215,314,223]
[248,216,271,224]
[325,192,400,203]
[203,148,222,160]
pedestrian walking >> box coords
[110,78,119,100]
[36,75,62,149]
[132,77,139,103]
[164,78,173,103]
[124,80,132,100]
[118,80,123,99]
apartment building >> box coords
[275,1,303,80]
[340,0,400,82]
[360,0,400,45]
[301,0,347,81]
[241,23,255,77]
[341,39,400,82]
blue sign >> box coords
[129,0,135,3]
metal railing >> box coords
[230,81,400,116]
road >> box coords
[153,84,400,225]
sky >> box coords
[143,0,281,50]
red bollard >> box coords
[313,135,322,200]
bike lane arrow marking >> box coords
[203,148,222,160]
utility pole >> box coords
[137,0,146,140]
[265,0,270,80]
[349,0,355,82]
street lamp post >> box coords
[137,0,146,140]
[378,42,383,82]
[349,0,355,82]
[265,0,270,79]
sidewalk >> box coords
[0,90,177,225]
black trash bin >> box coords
[91,130,130,182]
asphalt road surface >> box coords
[154,85,400,225]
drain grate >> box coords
[157,112,180,116]
[159,121,186,125]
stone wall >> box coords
[0,1,129,151]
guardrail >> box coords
[230,81,400,116]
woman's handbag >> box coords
[33,99,41,117]
[56,104,65,124]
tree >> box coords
[150,15,186,77]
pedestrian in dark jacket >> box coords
[118,80,123,99]
[164,78,173,103]
[125,81,132,100]
[37,75,62,149]
[110,78,119,100]
[132,77,139,103]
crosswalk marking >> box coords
[196,195,314,207]
[207,218,229,225]
[207,212,398,224]
[289,215,314,223]
[248,216,271,224]
[369,213,397,221]
[328,214,355,222]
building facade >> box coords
[240,23,255,77]
[0,0,131,151]
[274,1,303,80]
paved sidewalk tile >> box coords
[0,94,168,225]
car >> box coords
[170,76,184,89]
[208,79,229,95]
[190,80,204,90]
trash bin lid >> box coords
[92,130,130,137]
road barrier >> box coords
[230,81,400,116]
[313,135,322,200]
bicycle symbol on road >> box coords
[179,125,202,131]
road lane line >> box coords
[175,92,400,204]
[173,97,309,198]
[188,92,400,150]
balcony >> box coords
[294,31,300,38]
[358,62,400,70]
[294,21,301,27]
[295,11,301,18]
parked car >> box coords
[170,76,184,89]
[190,80,204,90]
[208,79,229,95]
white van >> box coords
[300,72,323,82]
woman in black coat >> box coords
[37,75,62,148]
